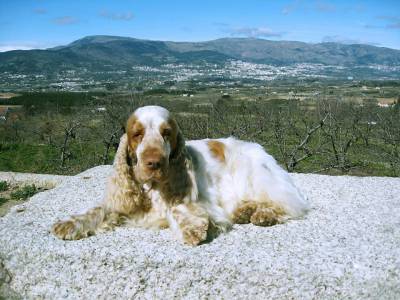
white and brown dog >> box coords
[52,105,309,245]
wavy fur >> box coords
[52,106,309,245]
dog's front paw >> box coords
[52,220,86,240]
[171,204,210,246]
[181,220,208,246]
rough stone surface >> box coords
[0,165,399,299]
[0,171,70,189]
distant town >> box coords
[1,60,399,92]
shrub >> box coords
[10,184,38,200]
[0,181,8,192]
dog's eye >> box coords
[132,132,143,139]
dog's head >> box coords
[126,105,184,183]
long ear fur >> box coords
[127,144,137,166]
[160,120,198,205]
[170,130,186,162]
[107,133,150,210]
[113,134,134,176]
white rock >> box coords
[0,166,399,299]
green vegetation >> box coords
[10,184,38,200]
[0,84,399,177]
[0,182,42,217]
[0,181,8,192]
[2,92,107,113]
[0,197,7,205]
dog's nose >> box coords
[146,159,162,170]
[142,147,165,171]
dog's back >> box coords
[186,137,309,224]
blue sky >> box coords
[0,0,399,51]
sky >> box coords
[0,0,399,52]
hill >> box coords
[167,37,400,65]
[1,35,400,74]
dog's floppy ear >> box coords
[127,139,137,166]
[164,115,198,203]
[113,133,133,171]
[127,145,136,166]
[168,116,186,161]
[126,114,144,165]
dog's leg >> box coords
[51,178,148,240]
[231,201,287,226]
[52,134,148,240]
[170,203,209,246]
[51,174,148,241]
[52,206,123,240]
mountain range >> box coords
[1,35,400,74]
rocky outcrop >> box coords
[0,166,399,299]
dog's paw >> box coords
[231,201,258,224]
[51,220,86,240]
[250,208,279,226]
[181,220,208,246]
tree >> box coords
[271,102,328,172]
[377,106,400,176]
[59,120,81,168]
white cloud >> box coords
[321,35,380,46]
[315,1,336,12]
[229,26,283,38]
[0,45,34,52]
[282,0,301,15]
[377,16,400,29]
[100,10,134,21]
[53,16,79,25]
[283,0,365,16]
[0,41,56,52]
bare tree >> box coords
[376,105,400,176]
[271,104,328,172]
[318,101,363,173]
[100,127,122,164]
[60,120,81,168]
[286,114,328,171]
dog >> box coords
[52,105,309,245]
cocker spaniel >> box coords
[52,105,309,245]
